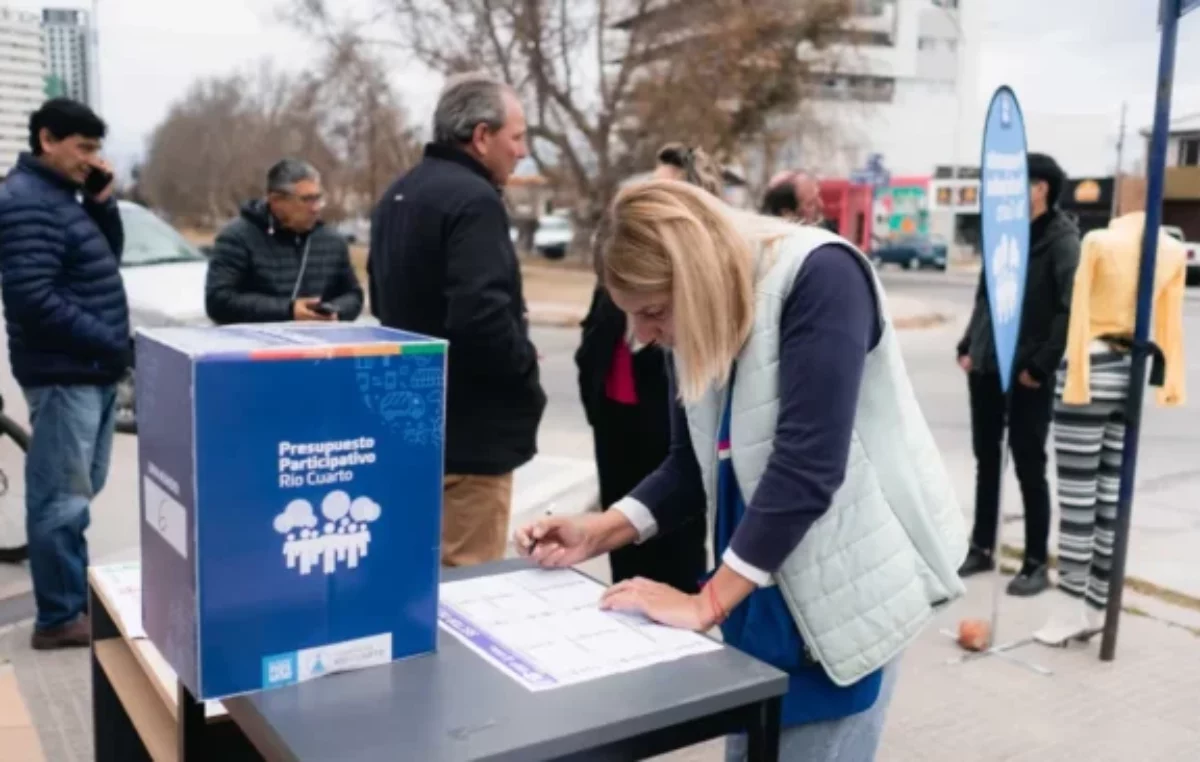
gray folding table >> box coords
[220,559,787,761]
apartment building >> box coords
[43,7,91,107]
[612,1,984,241]
[0,7,46,175]
[1143,113,1200,241]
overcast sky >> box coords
[14,0,1200,176]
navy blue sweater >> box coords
[630,244,880,575]
[0,154,130,388]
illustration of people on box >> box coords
[273,490,382,576]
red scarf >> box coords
[604,337,638,405]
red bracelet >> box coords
[704,581,728,625]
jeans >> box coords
[25,384,118,631]
[967,371,1054,563]
[725,660,900,762]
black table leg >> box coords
[90,586,151,762]
[745,697,782,762]
[179,681,207,761]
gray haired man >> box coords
[205,158,364,325]
[368,72,546,567]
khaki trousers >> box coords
[442,473,514,567]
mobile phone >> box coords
[84,166,113,197]
[311,302,337,317]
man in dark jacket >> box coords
[205,159,363,325]
[956,152,1080,596]
[767,169,838,233]
[0,99,129,648]
[369,72,546,567]
[761,182,801,219]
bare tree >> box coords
[312,35,423,214]
[138,51,421,227]
[286,0,851,254]
[138,63,337,226]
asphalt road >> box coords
[1,268,1198,616]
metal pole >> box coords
[1100,0,1181,662]
[1112,102,1127,219]
[989,419,1010,641]
[943,4,965,248]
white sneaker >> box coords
[1034,594,1092,646]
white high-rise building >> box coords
[0,7,46,175]
[771,0,984,179]
[42,8,91,107]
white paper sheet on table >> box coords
[437,569,722,692]
[91,561,146,639]
[92,561,227,717]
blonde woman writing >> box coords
[515,180,966,761]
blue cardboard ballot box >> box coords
[136,324,446,700]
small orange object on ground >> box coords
[957,618,992,652]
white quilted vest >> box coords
[683,226,968,686]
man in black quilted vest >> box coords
[205,159,363,325]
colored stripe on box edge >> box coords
[241,342,445,361]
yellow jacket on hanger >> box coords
[1062,212,1186,406]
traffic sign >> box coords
[1103,0,1186,664]
[1160,0,1198,24]
[850,153,890,188]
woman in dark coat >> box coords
[574,144,723,592]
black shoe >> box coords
[957,547,995,577]
[1006,562,1050,597]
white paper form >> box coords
[92,562,146,639]
[437,569,721,691]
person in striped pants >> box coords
[1035,347,1130,644]
[1035,212,1188,645]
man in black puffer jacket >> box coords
[0,99,129,649]
[205,159,363,325]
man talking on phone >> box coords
[205,159,363,325]
[0,98,129,648]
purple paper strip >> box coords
[438,605,559,688]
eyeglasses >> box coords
[277,190,324,206]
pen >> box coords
[526,507,554,557]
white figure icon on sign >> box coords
[991,234,1020,325]
[274,491,382,576]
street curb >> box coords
[892,312,952,330]
[528,311,587,329]
[998,543,1200,617]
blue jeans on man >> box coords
[25,384,118,634]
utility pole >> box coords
[1112,101,1128,218]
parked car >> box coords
[110,203,601,522]
[871,235,948,271]
[532,215,572,259]
[336,217,371,245]
[1164,225,1200,286]
[115,201,212,432]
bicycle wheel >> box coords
[0,412,28,563]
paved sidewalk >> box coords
[3,570,1197,761]
[656,577,1200,762]
[520,261,956,329]
[0,662,45,762]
